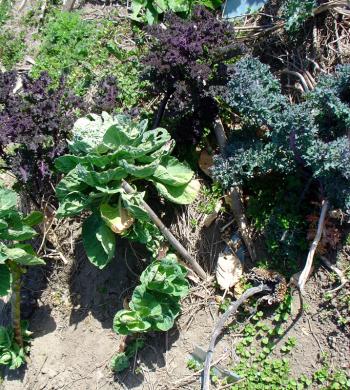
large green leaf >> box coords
[119,160,158,179]
[0,219,8,230]
[153,178,200,204]
[76,165,127,187]
[0,265,11,297]
[82,213,116,269]
[56,192,91,218]
[69,112,113,154]
[152,156,193,187]
[136,140,175,164]
[55,167,89,201]
[0,326,11,349]
[4,246,45,266]
[55,155,81,173]
[113,309,151,335]
[22,211,43,227]
[0,224,37,242]
[120,192,149,221]
[0,188,17,213]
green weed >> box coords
[0,31,25,70]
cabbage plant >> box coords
[0,186,44,368]
[55,112,200,268]
[111,255,189,372]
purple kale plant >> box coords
[142,6,245,143]
[92,75,119,114]
[0,71,82,202]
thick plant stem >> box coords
[62,0,76,11]
[121,180,207,280]
[213,116,257,262]
[9,261,23,348]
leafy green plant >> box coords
[0,186,44,367]
[0,322,32,369]
[0,31,25,69]
[282,0,316,33]
[113,255,189,335]
[110,338,145,372]
[55,112,199,268]
[111,256,189,371]
[130,0,222,24]
[32,11,147,104]
[0,0,11,26]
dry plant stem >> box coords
[202,284,271,390]
[298,200,329,292]
[8,261,23,348]
[62,0,76,11]
[321,255,348,293]
[214,117,257,262]
[121,180,207,280]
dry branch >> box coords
[321,256,348,293]
[121,180,207,280]
[298,200,329,292]
[214,117,257,262]
[202,284,271,390]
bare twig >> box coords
[321,256,348,293]
[298,200,329,292]
[214,117,257,262]
[121,180,207,280]
[202,284,271,390]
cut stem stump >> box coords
[121,180,207,280]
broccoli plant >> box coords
[142,6,244,143]
[213,57,350,261]
[55,112,200,268]
[111,254,189,372]
[0,186,44,368]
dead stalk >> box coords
[202,284,271,390]
[298,200,329,292]
[121,180,207,280]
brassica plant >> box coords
[111,255,189,371]
[0,186,44,368]
[55,112,200,268]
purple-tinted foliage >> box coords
[93,75,119,113]
[142,6,244,143]
[0,71,82,199]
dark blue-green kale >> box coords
[213,57,350,213]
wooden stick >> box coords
[121,180,207,280]
[213,117,257,262]
[202,284,271,390]
[298,200,329,292]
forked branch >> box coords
[202,284,271,390]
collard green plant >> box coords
[113,255,189,335]
[0,322,32,370]
[111,255,188,372]
[0,186,44,367]
[55,112,200,268]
